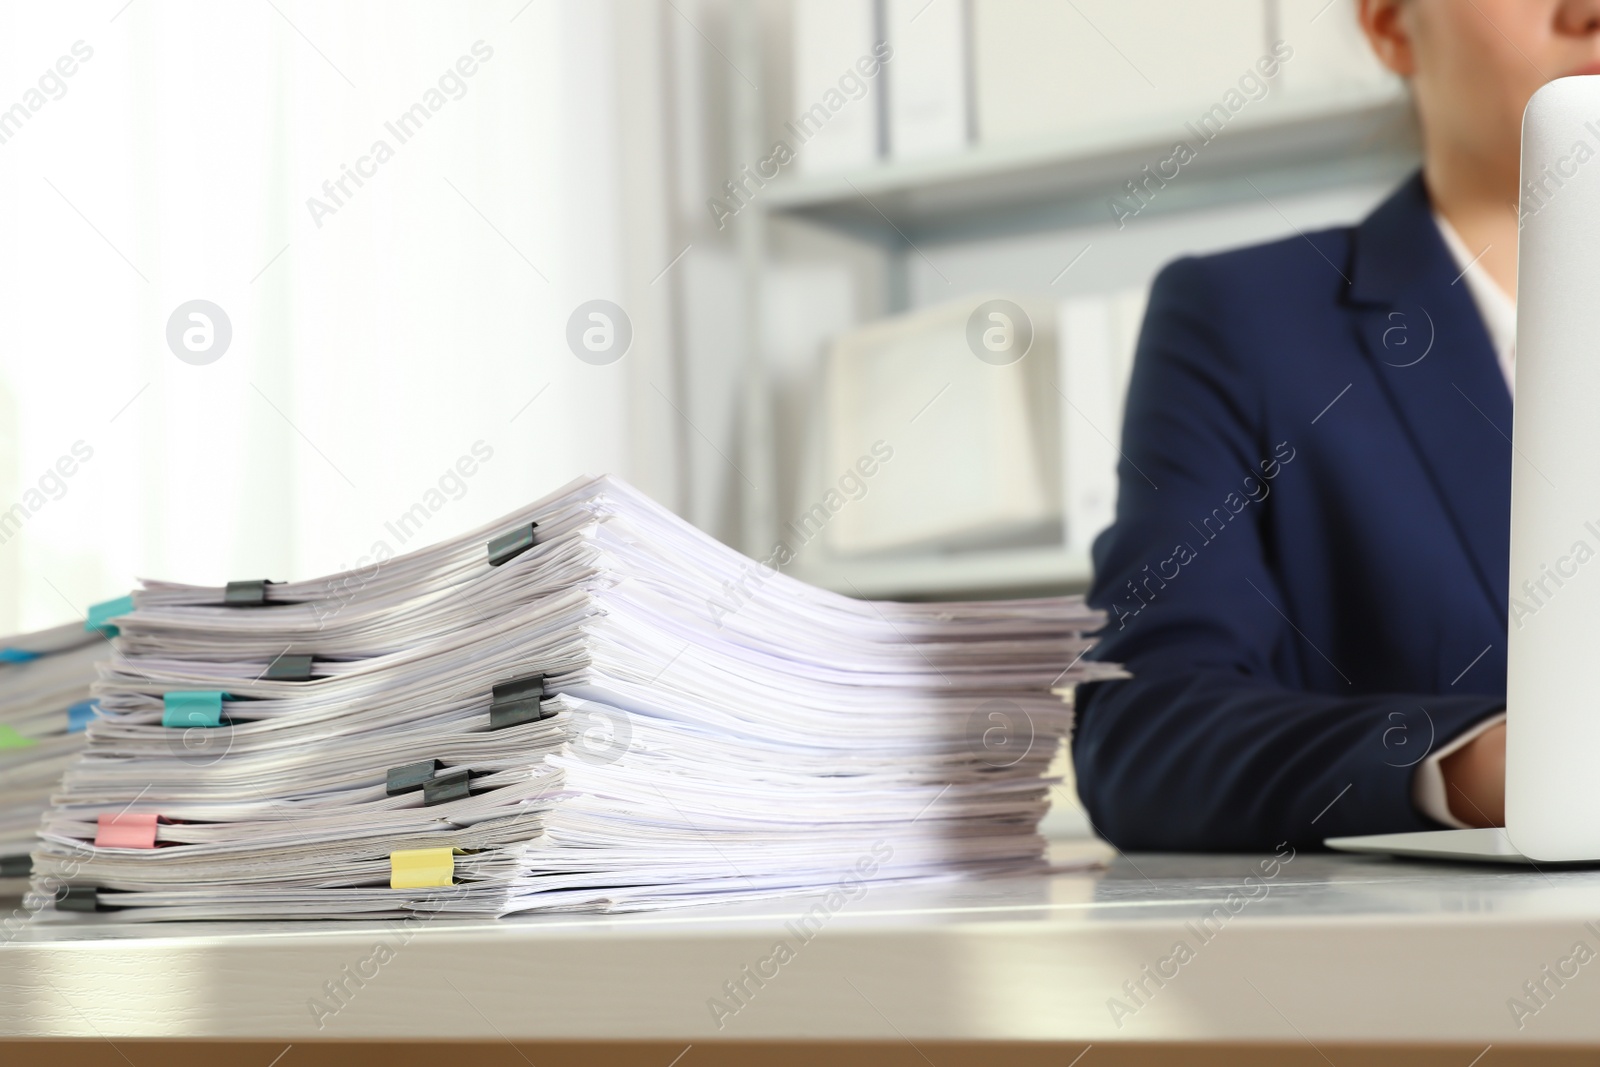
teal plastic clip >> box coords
[85,595,135,637]
[162,691,229,728]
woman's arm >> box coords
[1072,256,1506,851]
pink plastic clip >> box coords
[95,812,159,849]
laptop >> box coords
[1327,76,1600,865]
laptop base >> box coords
[1325,827,1535,864]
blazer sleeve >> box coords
[1071,256,1506,851]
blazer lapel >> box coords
[1346,173,1514,625]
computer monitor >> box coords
[1504,75,1600,862]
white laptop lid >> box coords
[1506,76,1600,861]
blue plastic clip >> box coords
[67,700,98,734]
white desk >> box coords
[2,839,1598,1047]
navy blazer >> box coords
[1074,173,1511,851]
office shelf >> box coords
[727,15,1417,599]
[762,84,1416,243]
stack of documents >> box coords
[0,621,110,888]
[33,476,1119,920]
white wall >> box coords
[0,0,683,633]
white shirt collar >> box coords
[1433,211,1516,397]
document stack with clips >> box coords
[1,619,112,892]
[32,475,1120,920]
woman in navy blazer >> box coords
[1073,0,1600,849]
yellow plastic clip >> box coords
[390,847,460,890]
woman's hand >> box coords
[1440,720,1507,827]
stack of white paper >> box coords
[32,475,1119,920]
[0,621,109,885]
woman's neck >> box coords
[1425,156,1522,299]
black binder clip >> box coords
[264,654,315,682]
[0,854,31,878]
[56,886,100,913]
[386,758,441,797]
[224,580,278,606]
[489,673,552,730]
[423,767,475,806]
[487,522,538,567]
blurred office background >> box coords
[0,0,1413,634]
